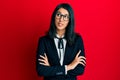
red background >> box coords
[0,0,120,80]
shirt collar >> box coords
[56,34,65,38]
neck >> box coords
[56,29,65,38]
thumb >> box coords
[44,53,47,57]
[76,50,81,58]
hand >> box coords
[67,50,86,71]
[38,53,50,66]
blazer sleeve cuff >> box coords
[65,65,67,75]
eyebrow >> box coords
[57,11,69,16]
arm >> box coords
[66,36,86,76]
[36,37,66,77]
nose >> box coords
[59,16,64,21]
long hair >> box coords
[47,3,76,46]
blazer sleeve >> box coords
[67,35,86,76]
[36,37,66,77]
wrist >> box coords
[66,64,72,71]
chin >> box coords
[56,26,65,30]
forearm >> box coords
[37,64,66,77]
[66,64,85,76]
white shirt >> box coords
[54,34,67,65]
[54,34,67,74]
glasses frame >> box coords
[55,12,70,21]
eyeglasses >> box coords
[55,12,69,21]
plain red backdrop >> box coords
[0,0,120,80]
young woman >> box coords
[36,3,86,80]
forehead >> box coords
[57,8,69,15]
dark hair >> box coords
[47,3,76,46]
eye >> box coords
[56,13,61,17]
[64,15,69,19]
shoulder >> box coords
[39,35,48,41]
[74,33,84,44]
[73,33,85,50]
[75,33,83,41]
[38,35,51,42]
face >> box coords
[55,8,69,31]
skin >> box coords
[38,8,86,72]
[55,8,69,37]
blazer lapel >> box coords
[51,38,61,65]
[63,42,70,65]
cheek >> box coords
[55,19,58,26]
[65,22,69,27]
[55,19,59,24]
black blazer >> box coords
[36,34,85,80]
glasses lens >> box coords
[63,15,69,21]
[56,12,69,21]
[56,13,61,18]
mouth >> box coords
[58,23,63,26]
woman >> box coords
[36,3,86,80]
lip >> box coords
[58,23,63,26]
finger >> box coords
[79,59,86,64]
[39,62,48,66]
[39,62,46,65]
[38,59,46,63]
[79,56,86,60]
[39,55,46,60]
[76,50,81,58]
[79,62,86,66]
[44,53,47,58]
